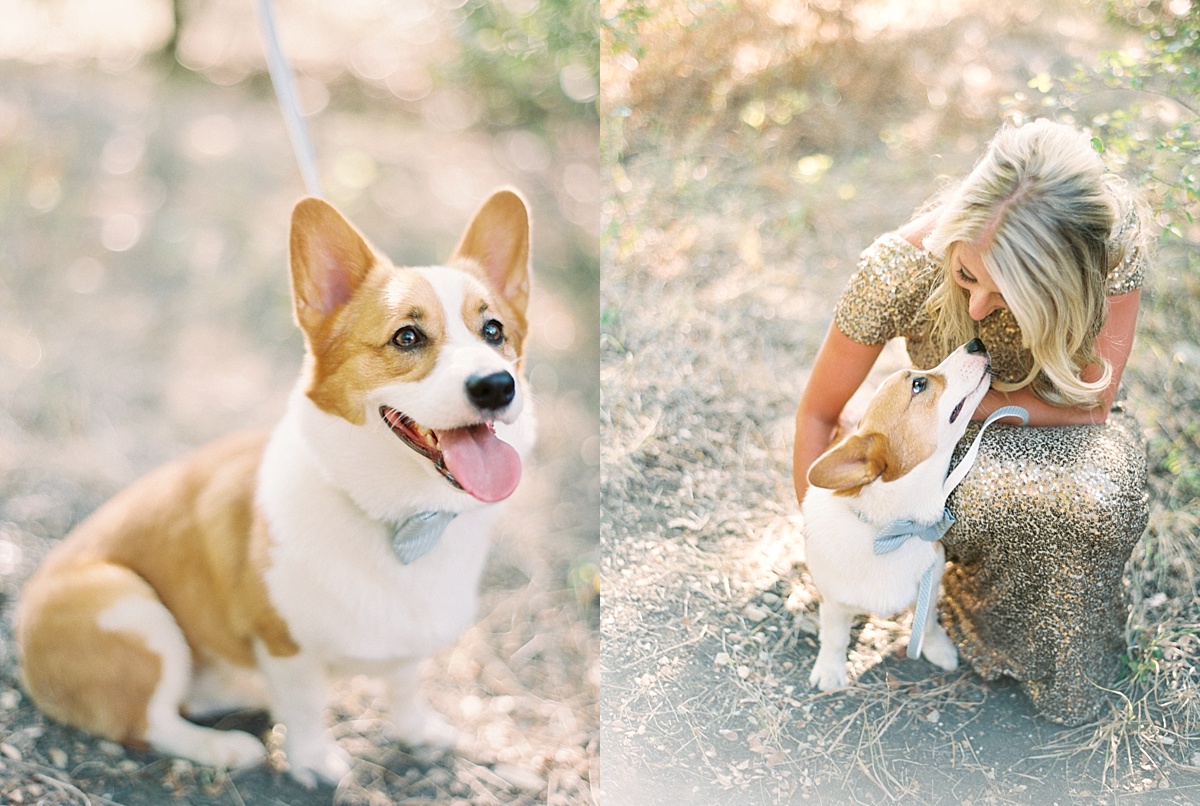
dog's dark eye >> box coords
[482,319,504,345]
[911,376,928,395]
[391,326,425,350]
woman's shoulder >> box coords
[833,231,940,345]
[855,231,940,285]
[1105,187,1151,295]
[895,207,938,248]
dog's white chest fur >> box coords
[261,381,535,662]
[803,488,937,617]
[257,398,494,662]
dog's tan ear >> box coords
[450,189,531,326]
[289,197,378,336]
[807,432,890,492]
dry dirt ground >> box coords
[0,3,599,804]
[601,1,1200,803]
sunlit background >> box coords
[0,1,598,803]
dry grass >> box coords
[601,0,1200,802]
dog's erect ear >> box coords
[450,189,531,323]
[807,432,891,492]
[289,198,378,336]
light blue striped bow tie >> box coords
[873,508,956,555]
[387,510,458,565]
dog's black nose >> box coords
[965,338,987,354]
[466,371,516,411]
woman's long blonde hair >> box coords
[923,119,1140,408]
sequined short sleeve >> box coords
[1105,201,1148,296]
[833,232,940,345]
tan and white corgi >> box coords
[15,190,536,786]
[802,339,991,690]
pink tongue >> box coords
[438,424,522,502]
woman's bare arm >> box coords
[793,325,883,505]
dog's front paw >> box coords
[808,659,848,691]
[919,626,959,671]
[287,741,353,789]
[384,703,460,749]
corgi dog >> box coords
[15,190,536,787]
[802,339,991,690]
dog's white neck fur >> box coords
[287,386,471,522]
[255,401,494,662]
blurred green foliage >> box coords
[600,0,650,59]
[453,0,598,128]
[1031,1,1198,240]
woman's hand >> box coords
[897,208,940,248]
[973,289,1140,426]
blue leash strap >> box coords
[874,405,1029,659]
[254,0,324,197]
[909,566,937,659]
[873,507,955,659]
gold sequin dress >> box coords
[831,217,1149,726]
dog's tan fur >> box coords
[808,370,947,494]
[17,431,298,742]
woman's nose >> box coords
[969,291,994,320]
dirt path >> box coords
[600,1,1200,802]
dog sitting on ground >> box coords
[16,190,536,786]
[802,339,991,690]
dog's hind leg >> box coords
[184,658,270,720]
[101,593,269,768]
[18,562,266,770]
[809,600,855,690]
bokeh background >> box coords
[0,1,598,804]
[601,0,1199,803]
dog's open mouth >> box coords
[949,363,992,424]
[380,406,522,503]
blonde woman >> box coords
[793,119,1150,725]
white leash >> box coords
[253,0,324,197]
[255,3,462,564]
[943,405,1029,495]
[873,405,1029,658]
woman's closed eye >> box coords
[954,257,980,285]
